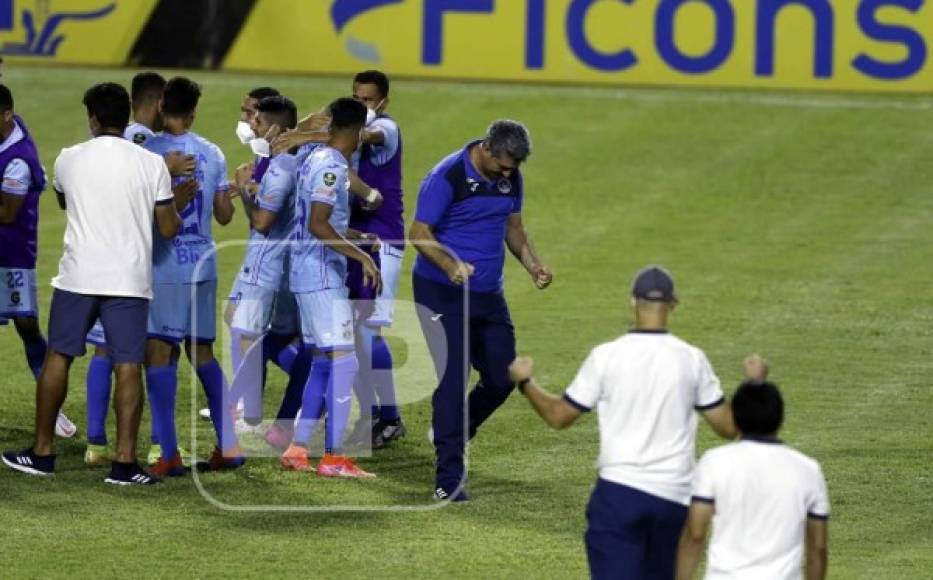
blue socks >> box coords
[23,336,46,380]
[325,354,359,454]
[197,359,237,451]
[293,354,329,446]
[262,333,298,375]
[86,356,113,446]
[146,366,178,460]
[277,346,313,422]
[371,335,399,422]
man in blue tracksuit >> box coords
[410,120,553,502]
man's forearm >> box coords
[311,222,369,264]
[523,380,571,430]
[675,529,705,580]
[806,547,827,580]
[410,225,457,275]
[506,226,540,272]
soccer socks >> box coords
[86,356,113,446]
[146,366,179,460]
[276,346,313,422]
[293,355,329,446]
[371,335,399,422]
[22,335,47,380]
[229,329,245,374]
[196,360,237,451]
[231,337,265,424]
[262,333,298,375]
[325,354,359,454]
[274,342,299,375]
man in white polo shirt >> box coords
[509,265,737,580]
[676,366,830,580]
[2,82,190,486]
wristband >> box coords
[365,189,380,204]
[517,378,532,393]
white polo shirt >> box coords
[51,135,173,299]
[692,439,830,580]
[564,330,725,505]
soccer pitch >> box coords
[0,65,931,578]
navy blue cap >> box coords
[632,265,677,303]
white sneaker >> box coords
[55,412,77,438]
[198,408,212,421]
[235,417,266,435]
[427,427,434,445]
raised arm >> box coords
[506,213,552,289]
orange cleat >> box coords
[280,445,313,472]
[316,454,376,479]
[196,446,246,472]
[148,453,186,477]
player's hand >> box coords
[743,354,769,382]
[270,130,314,156]
[362,188,383,211]
[165,151,196,178]
[234,162,255,189]
[361,254,383,296]
[445,261,475,286]
[263,124,282,144]
[301,112,331,132]
[172,178,197,210]
[509,356,535,383]
[360,233,381,254]
[530,264,553,290]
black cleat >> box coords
[2,448,54,476]
[104,461,161,486]
[372,418,407,449]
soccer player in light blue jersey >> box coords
[143,77,241,476]
[225,96,311,442]
[280,97,381,478]
[82,71,200,466]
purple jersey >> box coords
[0,116,46,269]
[350,114,404,249]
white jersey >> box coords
[51,136,173,299]
[693,439,830,580]
[564,330,724,505]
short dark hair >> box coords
[161,76,201,116]
[732,380,784,437]
[248,86,280,101]
[485,119,532,162]
[257,95,298,131]
[131,72,166,104]
[0,84,13,113]
[82,82,130,130]
[327,97,366,131]
[353,70,389,98]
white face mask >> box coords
[249,137,270,158]
[236,121,256,144]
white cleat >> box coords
[199,407,212,421]
[55,412,77,438]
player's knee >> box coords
[145,339,173,368]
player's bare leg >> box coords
[33,350,73,456]
[111,363,143,464]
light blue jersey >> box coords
[238,152,297,288]
[290,146,351,294]
[124,122,155,145]
[145,131,230,283]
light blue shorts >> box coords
[148,280,217,344]
[295,287,354,352]
[0,267,38,322]
[229,281,277,337]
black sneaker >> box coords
[2,448,55,476]
[372,418,406,449]
[104,461,161,486]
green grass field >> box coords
[0,65,932,578]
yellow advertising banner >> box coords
[0,0,156,65]
[225,0,933,93]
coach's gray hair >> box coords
[485,119,532,162]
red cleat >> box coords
[316,454,376,479]
[148,454,186,477]
[196,446,246,472]
[280,445,313,472]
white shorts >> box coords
[295,287,354,352]
[364,245,403,328]
[0,267,38,322]
[229,282,277,337]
